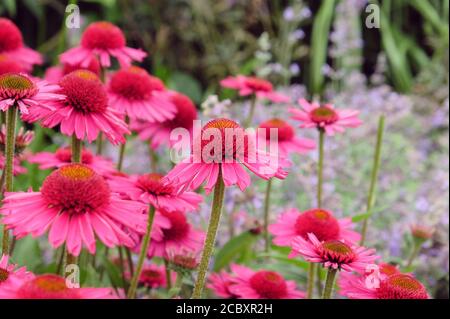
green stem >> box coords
[263,178,273,254]
[306,263,316,299]
[406,243,421,268]
[164,259,172,290]
[127,205,156,299]
[71,135,82,163]
[322,268,338,299]
[360,116,385,245]
[56,245,65,275]
[125,248,134,278]
[149,142,158,172]
[118,247,128,292]
[243,95,257,128]
[96,133,104,155]
[174,272,183,290]
[316,264,323,297]
[192,174,226,299]
[317,129,325,208]
[2,107,17,255]
[117,117,129,172]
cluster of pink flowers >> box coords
[0,18,432,300]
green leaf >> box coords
[352,212,372,223]
[3,0,16,16]
[168,72,203,104]
[11,236,42,272]
[213,231,259,271]
[309,0,336,95]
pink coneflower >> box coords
[145,210,205,258]
[290,233,378,272]
[109,173,203,212]
[0,72,64,114]
[0,18,42,71]
[0,255,34,287]
[108,66,175,122]
[24,70,129,145]
[208,271,239,298]
[127,264,176,289]
[28,147,116,176]
[165,118,284,193]
[258,118,315,157]
[410,224,434,242]
[228,264,305,299]
[338,272,429,299]
[166,248,200,273]
[220,75,290,103]
[44,59,101,83]
[0,274,117,299]
[60,21,146,68]
[269,208,361,247]
[132,92,197,150]
[0,164,147,256]
[0,125,34,155]
[0,54,24,75]
[289,99,362,135]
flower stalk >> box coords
[192,174,226,299]
[244,95,257,128]
[322,268,338,299]
[263,178,273,254]
[360,115,385,245]
[2,106,18,255]
[127,205,156,299]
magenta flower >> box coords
[0,18,42,71]
[1,164,147,256]
[269,208,361,247]
[290,233,379,272]
[28,147,116,176]
[228,264,305,299]
[23,70,129,145]
[0,274,117,299]
[220,75,290,103]
[108,66,176,122]
[108,173,203,212]
[289,99,362,135]
[60,21,146,68]
[132,91,198,150]
[0,73,64,115]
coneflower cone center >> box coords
[41,164,111,215]
[0,19,23,52]
[137,173,174,196]
[55,148,94,164]
[377,274,428,299]
[244,77,273,92]
[259,118,295,141]
[320,240,356,265]
[310,106,339,125]
[200,118,252,162]
[0,268,9,283]
[17,275,80,299]
[110,67,165,101]
[81,21,126,50]
[249,271,288,299]
[161,211,190,241]
[0,73,37,99]
[60,70,108,114]
[295,209,340,241]
[167,93,197,129]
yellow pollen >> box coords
[0,73,34,90]
[322,241,353,255]
[59,164,94,180]
[72,70,99,81]
[389,275,422,291]
[265,272,280,282]
[314,210,330,220]
[145,173,163,181]
[0,268,9,282]
[128,66,145,74]
[203,118,240,130]
[35,277,67,292]
[96,21,115,29]
[266,118,286,128]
